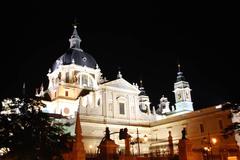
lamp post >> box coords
[210,138,217,160]
[203,146,210,160]
[130,137,135,156]
[129,128,148,156]
[202,135,217,160]
[137,128,140,156]
[143,134,148,143]
[89,145,93,157]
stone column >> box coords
[125,136,131,156]
[71,105,86,160]
[178,139,193,160]
[178,128,192,160]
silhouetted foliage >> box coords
[0,97,71,160]
[170,154,179,160]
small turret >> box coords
[138,80,150,113]
[139,80,146,96]
[39,83,44,97]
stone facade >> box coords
[40,25,239,159]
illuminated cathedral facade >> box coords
[38,25,238,159]
[42,25,193,119]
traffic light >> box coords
[119,128,129,140]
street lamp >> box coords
[210,138,217,160]
[89,145,93,157]
[202,136,218,160]
[129,129,148,156]
[203,146,211,160]
[130,137,135,156]
[211,138,217,145]
[137,128,140,156]
[143,135,148,143]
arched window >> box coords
[117,96,126,115]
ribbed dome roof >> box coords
[51,25,98,71]
[52,48,98,71]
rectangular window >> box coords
[58,72,61,80]
[82,75,88,86]
[200,124,204,133]
[119,103,125,115]
[89,79,93,87]
[65,91,68,97]
[219,120,223,130]
[66,72,69,83]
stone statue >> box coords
[181,127,187,140]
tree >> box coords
[0,97,71,160]
[221,102,240,138]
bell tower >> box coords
[173,64,193,113]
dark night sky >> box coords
[1,2,239,109]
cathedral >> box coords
[38,25,239,159]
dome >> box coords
[51,25,98,71]
[52,48,98,71]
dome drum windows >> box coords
[66,72,70,83]
[79,73,95,89]
[58,72,62,81]
[82,75,88,87]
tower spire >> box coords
[176,63,185,82]
[139,80,146,96]
[72,99,86,160]
[69,19,82,49]
[22,82,26,98]
[140,80,143,88]
[178,63,181,72]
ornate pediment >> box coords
[102,78,140,93]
